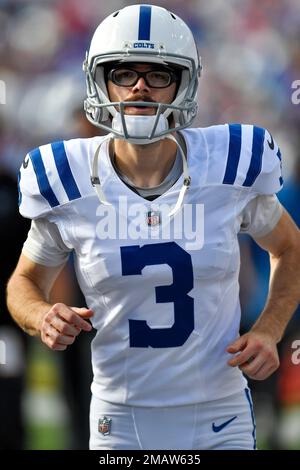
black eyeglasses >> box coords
[107,67,180,88]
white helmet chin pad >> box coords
[83,4,202,142]
[112,112,169,144]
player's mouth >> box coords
[125,105,155,115]
[124,96,156,115]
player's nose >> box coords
[132,76,150,93]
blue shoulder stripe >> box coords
[242,127,265,187]
[138,5,152,40]
[29,147,60,208]
[222,124,242,185]
[51,141,81,201]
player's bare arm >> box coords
[227,209,300,380]
[7,253,93,350]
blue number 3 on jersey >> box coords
[121,241,194,348]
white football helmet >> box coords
[83,4,202,143]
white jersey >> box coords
[18,124,283,406]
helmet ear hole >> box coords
[95,66,104,88]
[93,65,113,121]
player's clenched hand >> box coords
[39,303,93,351]
[226,330,280,380]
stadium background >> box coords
[0,0,299,449]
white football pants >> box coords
[89,388,256,450]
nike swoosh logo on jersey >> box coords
[22,156,29,169]
[212,415,237,433]
[267,134,274,150]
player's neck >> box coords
[110,135,178,188]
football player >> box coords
[7,4,300,449]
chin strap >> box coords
[90,133,191,218]
[164,134,191,217]
[90,133,113,205]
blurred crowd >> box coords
[0,0,299,450]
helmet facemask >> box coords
[84,50,200,144]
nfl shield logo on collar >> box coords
[146,210,161,227]
[98,416,112,435]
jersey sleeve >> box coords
[250,128,283,195]
[18,148,56,219]
[18,141,84,219]
[223,124,283,195]
[239,194,283,238]
[22,218,72,267]
[203,124,283,196]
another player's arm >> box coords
[227,209,300,379]
[7,254,93,350]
